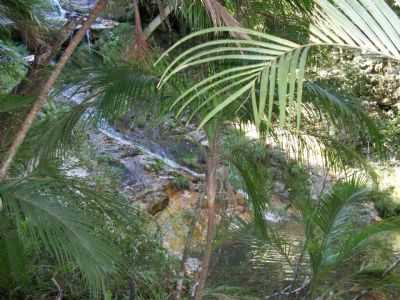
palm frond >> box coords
[308,178,390,278]
[10,63,159,165]
[225,136,272,235]
[0,166,129,295]
[157,0,400,130]
[0,94,33,112]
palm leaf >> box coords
[0,167,129,295]
[157,0,400,130]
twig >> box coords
[128,278,136,300]
[351,256,400,300]
[382,257,400,278]
[265,277,310,300]
[51,277,63,300]
[351,289,371,300]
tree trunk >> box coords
[194,133,219,300]
[156,0,172,32]
[128,0,149,59]
[0,0,109,181]
[143,4,173,39]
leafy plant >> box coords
[157,0,400,134]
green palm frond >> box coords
[0,94,33,112]
[0,0,40,28]
[226,138,272,235]
[9,63,159,164]
[177,0,212,31]
[303,82,383,152]
[157,0,400,130]
[0,166,128,295]
[307,178,396,281]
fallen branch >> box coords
[51,277,64,300]
[265,277,310,300]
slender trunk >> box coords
[128,0,149,59]
[133,0,143,35]
[194,134,219,300]
[144,4,173,39]
[176,192,204,300]
[156,0,172,32]
[0,0,109,181]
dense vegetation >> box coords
[1,0,400,299]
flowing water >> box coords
[98,125,204,178]
[47,0,66,19]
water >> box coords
[98,125,204,179]
[85,30,92,50]
[47,0,66,19]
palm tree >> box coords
[0,0,134,296]
[156,0,400,298]
[228,158,400,298]
[157,0,400,131]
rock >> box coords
[185,257,201,275]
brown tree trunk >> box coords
[0,0,109,181]
[128,0,149,59]
[194,133,219,300]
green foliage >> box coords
[96,22,134,63]
[158,0,400,135]
[0,166,124,296]
[225,132,273,234]
[382,114,400,158]
[0,41,28,93]
[148,158,165,172]
[171,173,190,190]
[374,192,400,218]
[222,175,400,298]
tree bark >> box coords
[194,133,219,300]
[156,0,172,32]
[143,4,173,39]
[128,0,149,59]
[0,0,109,181]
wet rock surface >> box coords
[60,0,97,13]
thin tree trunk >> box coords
[194,133,219,300]
[176,192,204,300]
[156,0,172,32]
[0,0,109,181]
[128,0,149,59]
[143,4,173,39]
